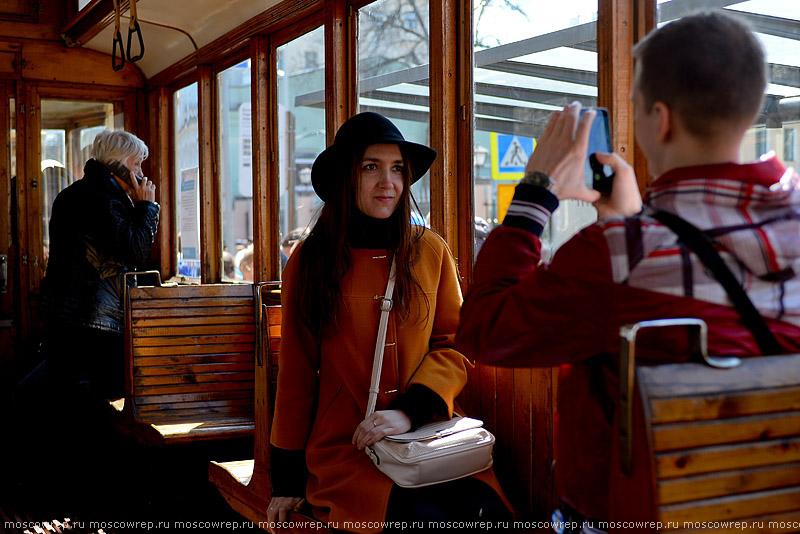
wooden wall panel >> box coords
[250,36,279,282]
[325,1,354,140]
[598,0,634,168]
[147,86,173,277]
[455,0,474,287]
[428,0,458,255]
[20,42,143,88]
[197,64,220,283]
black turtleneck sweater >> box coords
[270,211,449,496]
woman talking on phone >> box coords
[40,129,159,399]
[267,112,511,533]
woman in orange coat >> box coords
[268,112,511,533]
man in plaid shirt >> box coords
[457,10,800,532]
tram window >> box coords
[472,0,599,261]
[40,100,116,272]
[218,61,253,282]
[786,128,797,164]
[174,83,200,279]
[357,0,431,224]
[277,26,325,277]
[657,1,800,168]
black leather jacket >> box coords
[41,158,160,333]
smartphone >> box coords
[104,160,142,187]
[581,107,615,194]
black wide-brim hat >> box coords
[311,112,437,202]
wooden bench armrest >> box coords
[618,318,740,475]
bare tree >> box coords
[358,0,528,77]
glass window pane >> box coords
[218,61,253,282]
[656,1,800,168]
[174,83,200,279]
[473,1,599,261]
[277,26,325,277]
[40,100,116,272]
[358,0,431,222]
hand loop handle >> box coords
[112,0,125,71]
[112,29,125,71]
[126,0,144,63]
[126,20,145,63]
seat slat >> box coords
[656,437,800,478]
[659,486,800,524]
[650,387,800,424]
[133,333,257,347]
[134,354,253,367]
[653,412,800,451]
[134,371,254,386]
[132,307,252,320]
[639,356,800,397]
[658,463,800,505]
[134,380,254,396]
[132,297,255,309]
[134,389,254,405]
[133,343,255,357]
[135,362,254,376]
[131,284,254,299]
[138,398,252,412]
[134,324,256,337]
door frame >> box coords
[16,82,137,337]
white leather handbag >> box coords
[364,258,495,488]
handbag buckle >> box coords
[380,298,393,312]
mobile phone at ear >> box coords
[581,107,615,194]
[104,160,142,188]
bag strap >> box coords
[652,210,782,356]
[366,257,397,418]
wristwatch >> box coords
[521,171,558,194]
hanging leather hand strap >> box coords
[366,257,397,418]
[111,0,125,71]
[652,210,782,356]
[126,0,145,62]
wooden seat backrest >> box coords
[611,320,800,531]
[124,283,257,434]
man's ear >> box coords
[653,101,672,143]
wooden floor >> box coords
[0,382,255,534]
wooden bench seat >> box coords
[111,277,263,446]
[610,319,800,533]
[209,296,329,533]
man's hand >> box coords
[591,152,643,217]
[352,409,412,450]
[266,496,306,533]
[525,102,600,203]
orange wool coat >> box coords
[271,230,509,533]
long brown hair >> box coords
[297,145,429,338]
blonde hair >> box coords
[92,129,149,164]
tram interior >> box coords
[0,0,798,532]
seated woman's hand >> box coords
[266,496,306,533]
[352,409,412,450]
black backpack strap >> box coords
[652,210,782,356]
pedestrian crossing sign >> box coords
[490,132,536,181]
